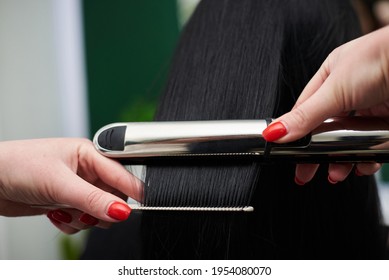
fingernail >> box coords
[294,177,305,186]
[355,168,363,176]
[263,122,287,142]
[47,212,59,224]
[79,213,99,226]
[107,202,131,221]
[328,175,338,184]
[47,210,72,223]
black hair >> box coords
[82,0,387,259]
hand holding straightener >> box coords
[263,25,389,185]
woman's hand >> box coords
[263,25,389,184]
[0,138,143,234]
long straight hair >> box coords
[82,0,386,259]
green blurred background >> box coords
[83,0,180,133]
[61,0,197,259]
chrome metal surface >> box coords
[94,119,268,158]
[271,117,389,157]
[94,117,389,162]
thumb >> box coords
[263,76,342,143]
[53,167,132,222]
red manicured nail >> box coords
[294,177,305,186]
[79,213,99,226]
[107,202,131,221]
[263,122,287,142]
[48,210,72,224]
[328,175,338,184]
[47,211,58,223]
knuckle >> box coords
[290,107,309,128]
[85,189,105,212]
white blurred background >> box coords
[0,0,88,259]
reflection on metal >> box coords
[94,117,389,163]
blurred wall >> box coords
[0,0,181,259]
[0,0,87,259]
[83,0,180,133]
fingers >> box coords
[46,208,112,235]
[292,56,332,109]
[263,48,344,143]
[47,215,80,235]
[0,138,141,221]
[295,164,319,185]
[94,159,144,203]
[355,162,382,176]
[44,140,142,223]
[0,199,47,217]
[326,162,380,184]
[328,163,354,184]
[265,28,389,143]
[80,143,144,202]
[50,166,132,223]
[264,76,342,143]
[295,162,382,186]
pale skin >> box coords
[269,25,389,184]
[0,138,143,234]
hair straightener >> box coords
[93,116,389,163]
[92,116,389,212]
[33,117,389,212]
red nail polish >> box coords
[47,211,58,222]
[48,210,72,223]
[107,202,131,221]
[263,122,287,142]
[328,175,337,184]
[294,177,305,186]
[79,213,99,226]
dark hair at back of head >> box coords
[81,0,387,259]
